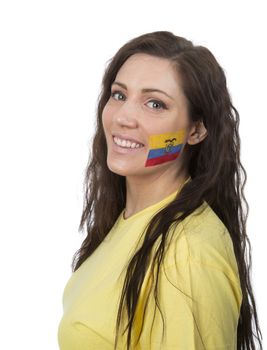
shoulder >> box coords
[182,200,227,239]
[165,201,240,280]
[182,201,234,250]
[158,202,242,349]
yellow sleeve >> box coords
[137,230,242,349]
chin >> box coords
[106,161,128,177]
[107,159,147,177]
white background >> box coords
[0,0,266,349]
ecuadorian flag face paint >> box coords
[145,129,186,167]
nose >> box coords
[114,100,139,127]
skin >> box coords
[102,53,207,219]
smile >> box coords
[112,136,145,154]
[113,136,144,149]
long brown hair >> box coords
[72,31,263,349]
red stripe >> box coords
[145,151,180,166]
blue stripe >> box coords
[147,144,183,159]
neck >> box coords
[124,167,190,220]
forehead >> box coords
[115,53,182,94]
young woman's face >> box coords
[102,53,191,177]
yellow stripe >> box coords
[148,129,186,149]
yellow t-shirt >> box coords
[58,188,242,349]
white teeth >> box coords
[114,137,143,149]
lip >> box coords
[111,136,145,154]
[112,132,145,146]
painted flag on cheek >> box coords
[145,130,186,167]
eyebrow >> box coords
[111,81,175,101]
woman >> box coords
[58,31,263,349]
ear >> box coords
[186,120,208,145]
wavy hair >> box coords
[72,31,263,349]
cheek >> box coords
[102,104,113,131]
[145,129,187,167]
